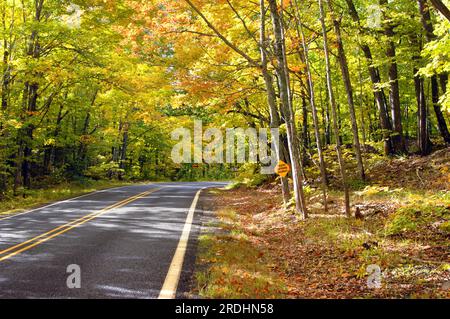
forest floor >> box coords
[193,147,450,298]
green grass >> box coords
[385,203,450,236]
[0,179,133,216]
[353,185,449,206]
[440,221,450,233]
[225,174,268,190]
[303,217,376,252]
[351,186,450,237]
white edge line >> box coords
[0,184,149,222]
[158,187,206,299]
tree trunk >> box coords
[359,65,367,148]
[299,17,328,212]
[429,0,450,22]
[78,111,91,165]
[1,49,9,111]
[13,141,24,196]
[119,122,129,180]
[260,0,290,205]
[0,7,11,195]
[44,103,66,172]
[414,68,432,155]
[294,0,329,212]
[78,90,98,167]
[20,0,44,190]
[301,95,309,164]
[418,0,450,144]
[325,91,331,146]
[319,0,351,217]
[345,0,394,155]
[268,0,308,219]
[184,0,298,207]
[381,0,406,154]
[327,0,365,181]
[439,73,448,93]
[1,0,13,113]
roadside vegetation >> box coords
[0,179,130,217]
[195,148,450,298]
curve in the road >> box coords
[0,182,226,299]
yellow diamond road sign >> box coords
[275,160,290,177]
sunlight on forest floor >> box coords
[195,148,450,298]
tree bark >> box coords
[414,67,432,155]
[301,95,309,164]
[326,0,365,181]
[1,49,9,111]
[344,0,394,156]
[0,0,14,112]
[268,0,308,218]
[260,0,290,204]
[319,0,351,217]
[19,0,45,190]
[418,0,450,144]
[13,141,24,196]
[119,122,129,179]
[184,0,301,208]
[380,0,406,154]
[44,102,67,172]
[429,0,450,22]
[78,90,98,168]
[293,0,329,212]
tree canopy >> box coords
[1,0,449,216]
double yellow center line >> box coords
[0,187,161,262]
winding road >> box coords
[0,182,226,299]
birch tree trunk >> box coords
[268,0,308,218]
[260,0,290,205]
[293,0,329,212]
[184,0,303,210]
[319,0,351,217]
[326,0,365,181]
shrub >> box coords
[84,162,124,180]
[385,205,449,236]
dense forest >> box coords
[0,0,449,209]
[0,0,449,300]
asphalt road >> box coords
[0,182,226,299]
